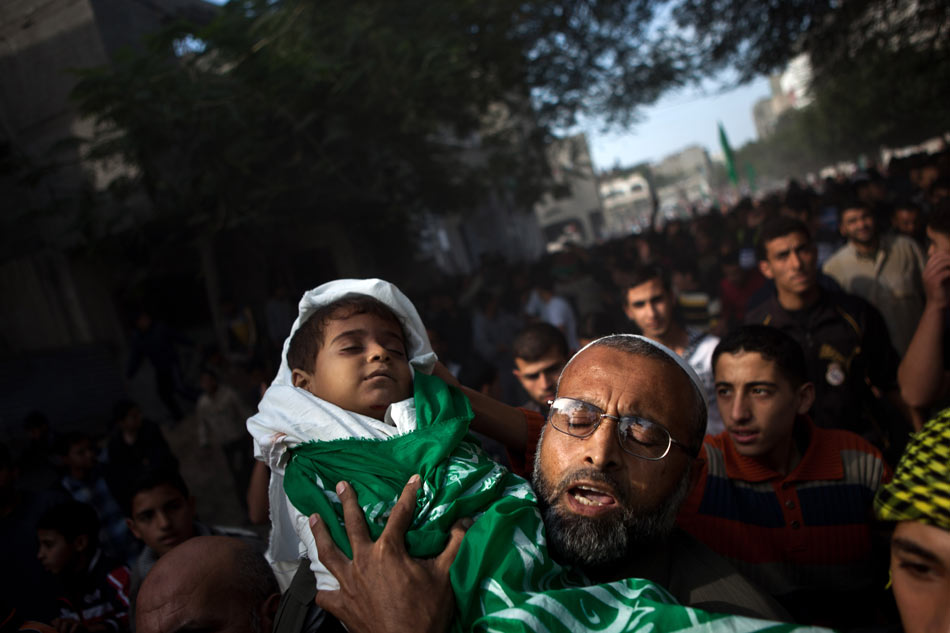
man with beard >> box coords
[823,200,925,355]
[306,336,788,633]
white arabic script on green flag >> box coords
[284,372,824,632]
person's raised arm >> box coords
[899,251,950,412]
[432,362,527,454]
[309,476,469,633]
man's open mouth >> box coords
[568,485,617,507]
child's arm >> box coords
[432,363,528,453]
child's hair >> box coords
[123,467,191,517]
[287,295,406,371]
[37,501,100,549]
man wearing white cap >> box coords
[306,329,790,631]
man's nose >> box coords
[538,371,554,391]
[156,511,171,529]
[730,394,751,423]
[583,417,623,471]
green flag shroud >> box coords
[719,122,738,186]
[285,372,824,633]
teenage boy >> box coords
[510,323,569,416]
[746,216,904,441]
[124,468,259,613]
[623,266,722,434]
[57,432,134,563]
[677,326,891,628]
[36,501,131,632]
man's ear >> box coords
[260,592,281,633]
[291,369,311,389]
[796,382,816,415]
[758,259,774,280]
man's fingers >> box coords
[309,513,352,573]
[336,481,372,548]
[383,474,421,539]
[434,516,472,572]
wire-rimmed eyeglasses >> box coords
[546,396,694,461]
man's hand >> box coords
[923,251,950,308]
[309,476,470,633]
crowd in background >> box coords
[2,146,949,632]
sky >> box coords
[203,0,771,173]
[582,76,772,172]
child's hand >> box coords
[308,476,472,633]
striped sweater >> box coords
[676,417,891,626]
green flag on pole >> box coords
[718,122,737,186]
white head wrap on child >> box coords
[246,278,436,589]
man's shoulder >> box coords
[744,294,782,325]
[666,529,791,621]
[823,244,855,272]
[808,425,887,468]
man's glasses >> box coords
[546,397,693,461]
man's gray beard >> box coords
[532,435,691,571]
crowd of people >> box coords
[2,148,949,632]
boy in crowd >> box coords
[123,467,260,611]
[57,432,134,563]
[622,266,723,434]
[677,326,891,627]
[36,501,130,632]
[248,279,806,633]
[510,322,569,416]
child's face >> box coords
[127,484,197,557]
[292,312,412,420]
[64,439,97,477]
[37,529,76,574]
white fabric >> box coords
[246,278,435,590]
[685,334,724,435]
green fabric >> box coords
[719,122,738,186]
[284,373,812,632]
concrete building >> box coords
[652,145,713,218]
[533,133,605,250]
[598,167,653,234]
[0,0,216,433]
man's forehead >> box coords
[766,232,810,253]
[561,346,670,393]
[133,485,186,512]
[626,278,665,299]
[714,350,783,382]
[516,348,567,370]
